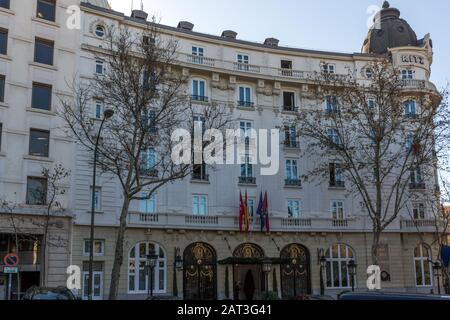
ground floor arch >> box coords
[280,243,311,298]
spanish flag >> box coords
[239,192,244,233]
[244,190,250,233]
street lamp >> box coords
[319,255,327,296]
[347,260,357,292]
[175,250,183,271]
[262,258,272,297]
[146,250,159,299]
[87,108,114,301]
[432,260,443,295]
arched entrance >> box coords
[183,242,217,300]
[280,244,311,299]
[233,243,265,301]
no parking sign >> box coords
[3,253,19,267]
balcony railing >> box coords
[330,181,345,188]
[234,62,261,73]
[239,176,256,185]
[185,54,216,67]
[237,101,255,108]
[332,219,349,228]
[278,69,305,79]
[282,106,298,113]
[410,182,426,190]
[285,179,302,187]
[186,215,219,226]
[192,173,210,182]
[191,95,209,102]
[284,140,300,149]
[138,213,159,223]
[401,79,437,92]
[281,218,311,228]
[139,168,159,178]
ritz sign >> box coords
[401,54,425,65]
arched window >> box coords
[128,242,166,294]
[95,25,105,38]
[325,243,355,289]
[414,243,433,287]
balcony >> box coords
[281,218,311,228]
[400,219,446,233]
[237,101,255,108]
[192,173,210,182]
[404,113,419,119]
[282,105,298,113]
[401,79,437,92]
[239,176,256,185]
[139,168,159,178]
[233,62,260,73]
[332,219,349,228]
[284,140,300,149]
[285,179,302,188]
[278,68,306,79]
[185,54,216,67]
[191,95,209,103]
[186,215,219,226]
[410,182,426,190]
[329,181,345,189]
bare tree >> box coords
[60,22,230,299]
[292,58,447,264]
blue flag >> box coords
[256,192,265,232]
[441,246,450,268]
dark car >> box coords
[23,286,79,300]
[338,291,450,301]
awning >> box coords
[218,257,291,265]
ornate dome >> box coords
[362,1,419,54]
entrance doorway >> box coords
[280,244,311,299]
[232,243,265,300]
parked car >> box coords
[338,291,450,301]
[23,286,79,300]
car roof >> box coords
[339,291,450,300]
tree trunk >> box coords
[371,227,381,266]
[108,197,130,300]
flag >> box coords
[239,192,244,233]
[263,191,270,232]
[244,190,250,233]
[256,192,265,232]
[442,246,450,268]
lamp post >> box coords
[262,258,272,298]
[319,255,327,296]
[173,248,183,297]
[146,250,159,299]
[432,260,443,295]
[87,108,114,301]
[347,260,357,292]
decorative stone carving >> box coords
[182,68,190,76]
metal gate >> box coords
[280,244,311,299]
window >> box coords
[327,128,341,148]
[128,242,166,294]
[192,46,204,56]
[365,68,373,79]
[331,201,345,220]
[192,195,208,216]
[37,0,56,22]
[282,92,295,111]
[192,79,207,101]
[95,25,105,38]
[322,63,335,74]
[402,69,413,80]
[286,160,298,180]
[281,60,293,76]
[284,126,298,148]
[140,149,157,177]
[325,244,355,289]
[287,200,301,218]
[413,203,426,220]
[0,75,5,102]
[193,163,208,181]
[0,29,7,55]
[139,192,156,214]
[83,240,105,256]
[410,166,424,187]
[239,121,252,138]
[95,59,104,75]
[94,100,103,119]
[367,98,376,109]
[414,244,433,287]
[404,100,417,118]
[240,156,253,178]
[325,96,339,113]
[329,163,344,188]
[0,0,10,9]
[248,198,255,218]
[90,187,102,211]
[26,177,47,205]
[34,38,54,65]
[237,54,249,64]
[82,271,103,300]
[238,86,252,107]
[32,83,52,111]
[142,110,157,134]
[29,129,50,157]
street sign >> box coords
[3,267,18,274]
[3,254,19,267]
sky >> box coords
[108,0,449,90]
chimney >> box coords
[131,9,148,21]
[221,30,238,39]
[264,37,279,47]
[177,21,194,31]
